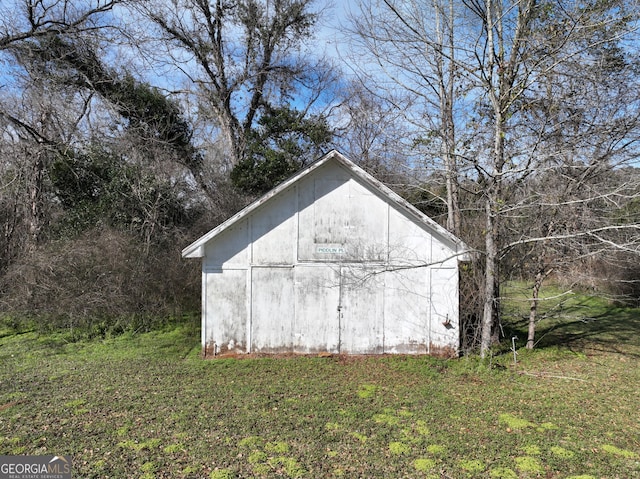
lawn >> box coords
[1,290,639,478]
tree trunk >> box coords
[440,0,460,236]
[480,195,498,357]
[442,77,460,235]
[527,268,545,349]
[27,149,46,248]
[480,91,506,357]
[444,149,460,235]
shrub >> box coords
[0,227,199,337]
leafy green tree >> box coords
[10,32,206,186]
[49,146,195,243]
[230,105,332,194]
[2,20,207,239]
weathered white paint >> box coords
[382,267,429,354]
[429,268,460,352]
[184,150,470,357]
[293,265,340,353]
[339,265,385,354]
[203,268,247,355]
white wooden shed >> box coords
[182,150,470,357]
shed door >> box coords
[205,269,247,353]
[293,266,340,354]
[383,268,429,354]
[250,267,295,353]
[339,266,384,354]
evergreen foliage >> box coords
[231,105,332,194]
[49,146,194,238]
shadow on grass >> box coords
[505,298,640,358]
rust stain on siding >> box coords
[201,344,458,360]
[203,341,246,358]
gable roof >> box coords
[182,150,471,259]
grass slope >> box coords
[1,293,639,478]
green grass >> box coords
[502,282,640,355]
[1,292,639,478]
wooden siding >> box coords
[196,155,464,357]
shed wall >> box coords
[201,161,461,356]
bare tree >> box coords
[0,0,121,50]
[470,0,538,356]
[495,0,640,349]
[0,0,125,248]
[346,0,640,356]
[135,0,337,169]
[347,0,464,235]
[0,75,93,248]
